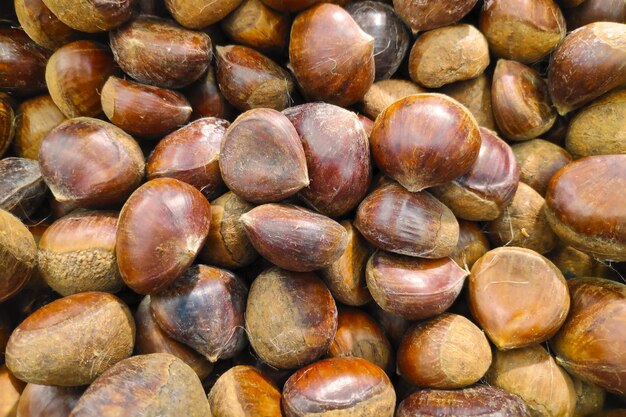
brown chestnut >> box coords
[361,79,426,120]
[110,16,212,89]
[17,384,82,417]
[116,178,211,294]
[397,313,491,389]
[245,267,337,369]
[0,95,13,158]
[355,181,459,258]
[439,73,496,131]
[0,157,47,220]
[259,0,318,12]
[548,244,612,280]
[0,365,25,417]
[512,139,572,196]
[0,28,50,96]
[219,108,308,203]
[370,93,481,191]
[282,357,395,417]
[450,220,490,270]
[15,0,78,50]
[290,4,375,107]
[14,95,66,161]
[366,251,467,320]
[284,102,371,217]
[165,0,243,29]
[566,0,626,30]
[469,247,569,350]
[5,292,135,386]
[544,155,626,261]
[393,0,478,32]
[0,209,36,303]
[39,117,145,208]
[69,353,210,417]
[185,66,233,120]
[40,0,133,33]
[548,22,626,115]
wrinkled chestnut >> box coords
[146,117,229,200]
[0,157,47,220]
[37,210,124,296]
[39,118,145,208]
[0,209,37,302]
[469,247,569,349]
[0,28,50,95]
[284,102,371,217]
[5,292,135,386]
[398,313,491,389]
[366,251,467,320]
[450,220,490,269]
[439,73,496,131]
[116,178,211,294]
[110,16,213,89]
[282,357,395,417]
[14,95,66,161]
[165,0,243,29]
[290,4,375,106]
[17,384,82,417]
[15,0,78,50]
[0,95,13,158]
[512,139,572,195]
[371,94,481,191]
[40,0,133,32]
[544,155,626,261]
[184,66,232,120]
[241,204,348,271]
[361,79,425,120]
[219,108,308,203]
[245,267,337,369]
[46,40,116,118]
[393,0,478,32]
[69,354,210,417]
[355,181,459,258]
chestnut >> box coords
[357,114,374,138]
[0,95,13,158]
[0,365,25,417]
[485,345,577,417]
[245,267,337,369]
[487,182,558,254]
[68,354,210,417]
[5,292,135,386]
[397,313,491,389]
[355,181,459,258]
[0,209,37,303]
[469,247,569,350]
[151,265,247,362]
[15,0,78,50]
[284,102,371,217]
[544,155,626,261]
[208,365,282,417]
[565,89,626,157]
[260,0,318,12]
[241,203,348,271]
[39,0,133,32]
[370,94,481,192]
[0,28,50,96]
[38,117,145,208]
[184,66,233,120]
[116,178,211,294]
[221,0,290,54]
[551,277,626,395]
[431,127,519,221]
[345,1,410,80]
[0,157,47,220]
[393,0,478,32]
[479,0,566,63]
[282,357,395,417]
[572,377,606,417]
[361,79,426,120]
[17,384,82,417]
[396,385,531,416]
[14,95,66,161]
[409,24,489,89]
[165,0,243,29]
[101,76,192,139]
[215,45,294,111]
[110,16,213,89]
[439,73,496,131]
[548,22,626,115]
[450,220,490,270]
[512,139,572,196]
[566,0,626,30]
[219,108,308,203]
[366,251,467,320]
[37,210,124,296]
[548,244,612,280]
[290,4,375,107]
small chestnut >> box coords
[14,95,66,161]
[14,0,78,50]
[512,139,572,196]
[40,0,134,32]
[0,157,47,220]
[0,209,37,303]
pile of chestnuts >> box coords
[0,0,625,415]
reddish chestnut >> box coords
[566,0,626,30]
[0,28,50,95]
[0,95,13,158]
[184,66,233,120]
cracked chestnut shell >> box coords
[0,28,50,96]
[15,0,78,50]
[393,0,478,32]
[40,0,134,33]
[0,209,37,303]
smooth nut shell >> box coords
[15,0,78,50]
[450,220,490,270]
[0,157,47,220]
[165,0,243,28]
[361,79,426,120]
[14,95,66,161]
[40,0,134,32]
[184,66,232,120]
[0,28,49,96]
[512,139,572,196]
[221,0,289,53]
[17,384,82,417]
[0,209,37,303]
[393,0,478,32]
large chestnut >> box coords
[361,79,425,120]
[370,94,481,192]
[393,0,478,32]
[512,139,572,196]
[39,118,144,209]
[283,102,371,217]
[469,247,569,350]
[40,0,133,32]
[15,0,78,50]
[0,28,50,96]
[282,357,395,417]
[17,384,82,417]
[439,73,496,131]
[165,0,243,29]
[0,157,47,220]
[544,155,626,261]
[14,95,66,161]
[0,209,37,303]
[116,178,211,294]
[290,4,375,107]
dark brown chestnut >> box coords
[40,0,134,33]
[146,117,229,200]
[165,0,243,29]
[289,4,375,107]
[393,0,478,32]
[110,16,213,89]
[245,267,337,369]
[512,139,572,195]
[547,244,613,280]
[15,0,78,50]
[439,73,496,131]
[184,66,233,120]
[17,384,83,417]
[0,95,13,158]
[370,93,481,192]
[284,102,371,217]
[544,155,626,261]
[355,181,459,258]
[282,357,395,417]
[219,108,309,203]
[361,79,426,120]
[366,251,467,320]
[259,0,318,12]
[0,28,50,96]
[14,95,66,161]
[450,220,490,270]
[38,118,145,208]
[0,157,47,220]
[0,209,37,303]
[116,178,211,294]
[566,0,626,30]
